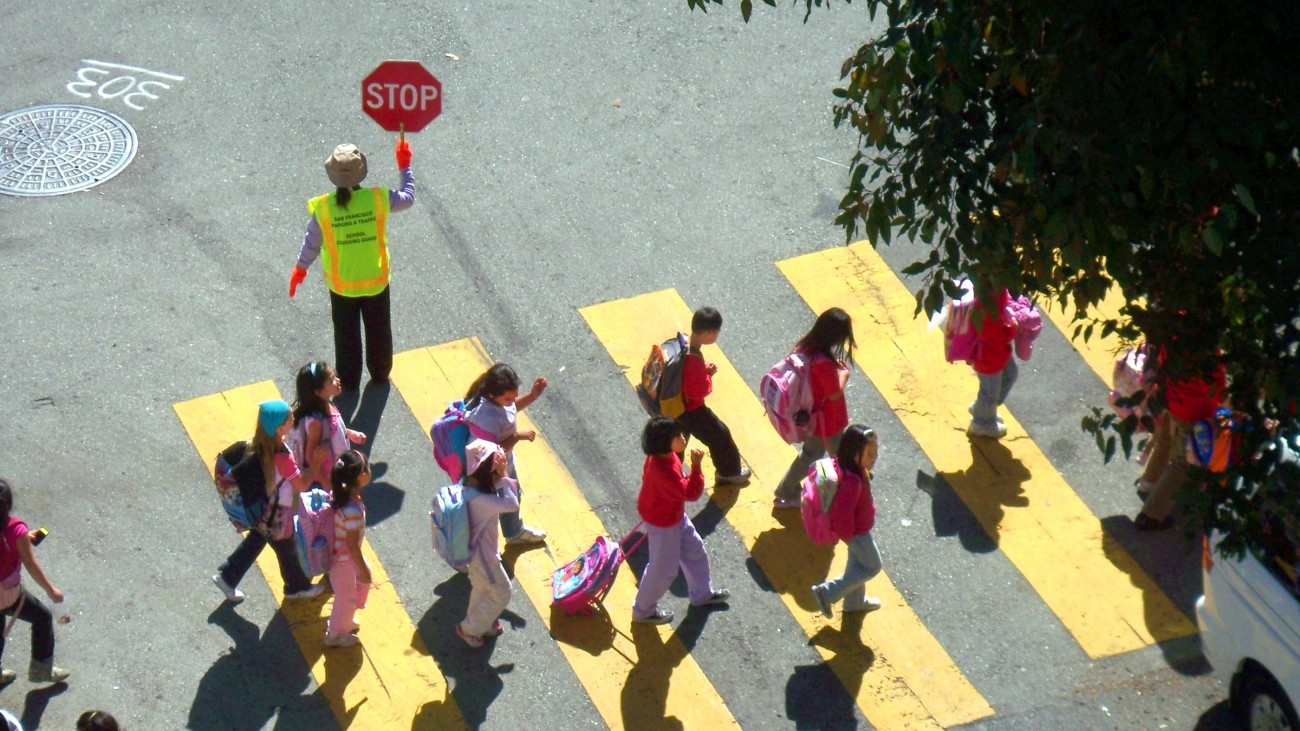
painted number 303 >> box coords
[66,60,184,111]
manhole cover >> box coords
[0,104,137,197]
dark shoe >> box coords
[632,608,674,625]
[811,584,833,619]
[716,467,752,486]
[1134,513,1171,532]
[691,590,731,607]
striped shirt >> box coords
[332,500,364,560]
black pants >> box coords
[218,531,312,595]
[678,405,742,477]
[0,588,54,664]
[329,286,393,391]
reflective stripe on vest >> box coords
[309,188,391,297]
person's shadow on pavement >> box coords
[187,603,333,730]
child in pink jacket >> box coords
[811,425,884,618]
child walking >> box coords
[773,307,856,509]
[679,307,752,485]
[293,360,367,487]
[0,477,70,684]
[325,450,372,647]
[464,363,547,545]
[810,425,885,618]
[457,439,521,648]
[632,416,731,625]
[967,285,1019,439]
[213,400,325,604]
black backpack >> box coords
[213,441,278,532]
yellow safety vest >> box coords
[308,188,391,297]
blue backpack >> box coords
[430,484,482,570]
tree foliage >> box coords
[693,0,1300,558]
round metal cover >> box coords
[0,104,138,197]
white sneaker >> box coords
[284,584,326,600]
[213,573,245,603]
[506,526,547,545]
[845,596,883,614]
[967,420,1007,439]
[324,632,360,648]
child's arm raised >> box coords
[514,377,548,411]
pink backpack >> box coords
[943,283,979,364]
[293,488,334,577]
[1010,295,1042,361]
[759,351,816,444]
[551,524,647,615]
[800,458,840,545]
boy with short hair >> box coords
[678,307,752,485]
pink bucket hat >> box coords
[464,439,503,476]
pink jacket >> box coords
[827,464,875,542]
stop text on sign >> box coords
[364,83,438,112]
[360,60,442,133]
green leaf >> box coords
[1234,183,1258,217]
[1202,226,1224,255]
[741,0,752,22]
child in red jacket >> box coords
[968,287,1018,439]
[632,416,731,624]
[678,307,752,485]
[810,425,884,618]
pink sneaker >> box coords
[456,623,484,648]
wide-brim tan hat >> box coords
[324,144,368,188]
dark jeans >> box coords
[0,588,54,663]
[329,286,393,391]
[678,405,742,477]
[219,531,312,595]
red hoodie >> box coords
[972,288,1016,375]
[827,463,876,542]
[637,453,705,527]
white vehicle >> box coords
[1196,437,1300,730]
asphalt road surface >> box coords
[1,2,1241,729]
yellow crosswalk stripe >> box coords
[581,291,993,729]
[777,242,1197,657]
[389,338,741,731]
[173,382,467,730]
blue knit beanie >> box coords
[257,399,291,436]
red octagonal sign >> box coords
[361,60,442,133]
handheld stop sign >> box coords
[361,60,442,137]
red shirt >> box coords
[681,349,712,412]
[806,351,849,438]
[972,288,1016,374]
[827,464,875,542]
[1159,348,1227,423]
[637,453,705,527]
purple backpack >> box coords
[293,488,334,577]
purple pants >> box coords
[633,514,715,618]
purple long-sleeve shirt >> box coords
[295,167,416,269]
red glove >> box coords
[288,266,307,298]
[395,139,412,169]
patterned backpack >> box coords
[636,333,689,418]
[293,487,334,577]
